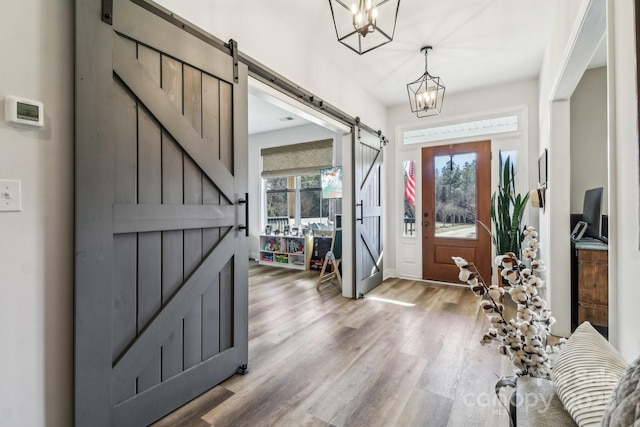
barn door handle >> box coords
[237,193,249,237]
[356,201,364,224]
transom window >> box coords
[403,115,518,145]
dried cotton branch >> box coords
[452,226,563,378]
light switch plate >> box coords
[0,179,22,212]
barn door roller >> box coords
[102,0,113,24]
[229,39,239,84]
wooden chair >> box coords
[317,228,342,290]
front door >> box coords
[421,141,491,283]
[75,0,249,425]
[354,127,384,297]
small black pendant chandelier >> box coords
[328,0,401,55]
[407,46,446,118]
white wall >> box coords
[538,0,595,337]
[570,66,608,214]
[0,0,73,426]
[386,79,540,279]
[546,99,572,337]
[609,0,640,361]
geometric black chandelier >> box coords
[406,46,446,118]
[328,0,401,55]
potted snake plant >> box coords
[480,154,530,258]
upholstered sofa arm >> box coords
[515,377,575,427]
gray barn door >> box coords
[75,0,248,425]
[354,127,384,297]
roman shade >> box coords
[261,139,333,178]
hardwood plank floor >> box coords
[154,262,512,427]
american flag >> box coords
[405,161,416,206]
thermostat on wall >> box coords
[5,96,44,129]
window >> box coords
[403,160,417,236]
[265,177,294,228]
[300,175,331,223]
[265,174,334,231]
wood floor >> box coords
[154,262,512,427]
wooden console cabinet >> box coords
[577,247,608,328]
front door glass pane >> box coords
[434,153,477,239]
[403,160,417,237]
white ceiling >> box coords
[249,0,560,134]
[248,94,312,135]
[327,0,557,106]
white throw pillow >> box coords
[551,322,628,427]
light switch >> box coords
[0,180,22,212]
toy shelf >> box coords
[258,234,312,270]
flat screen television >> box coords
[582,187,603,239]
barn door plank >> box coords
[183,64,204,370]
[160,58,185,382]
[161,132,184,381]
[110,35,139,405]
[220,81,234,174]
[220,260,234,351]
[202,73,222,360]
[113,204,235,233]
[136,59,163,391]
[162,55,183,111]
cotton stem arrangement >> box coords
[452,226,565,378]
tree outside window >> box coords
[265,177,292,219]
[265,174,332,230]
[434,153,477,239]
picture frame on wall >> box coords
[320,166,343,199]
[538,148,548,189]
